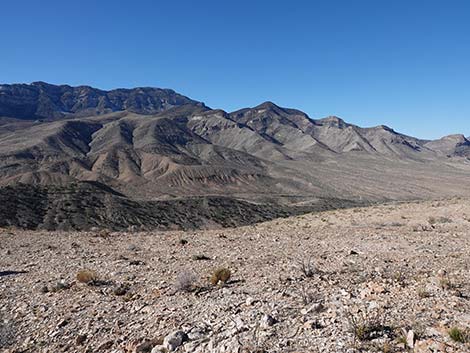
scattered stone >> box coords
[437,269,447,277]
[130,260,145,265]
[113,283,130,296]
[191,254,211,261]
[97,340,114,351]
[75,334,87,345]
[406,330,414,349]
[246,297,256,306]
[150,346,167,353]
[163,330,188,351]
[260,314,277,329]
[57,319,68,328]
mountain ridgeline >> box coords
[0,82,469,230]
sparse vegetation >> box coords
[97,229,111,237]
[5,198,470,352]
[346,309,391,342]
[298,258,318,278]
[210,268,231,286]
[439,276,454,290]
[448,327,470,343]
[76,269,98,285]
[113,283,130,296]
[175,270,198,292]
[417,287,430,298]
[299,286,320,305]
[390,269,408,286]
[428,216,452,225]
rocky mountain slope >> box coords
[1,82,470,229]
[2,199,470,352]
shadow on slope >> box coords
[0,181,363,231]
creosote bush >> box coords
[210,268,231,286]
[76,270,98,285]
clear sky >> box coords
[1,0,469,139]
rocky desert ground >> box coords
[2,198,470,352]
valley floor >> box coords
[1,199,470,352]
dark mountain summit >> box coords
[0,81,204,120]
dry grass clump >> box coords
[76,269,98,285]
[192,254,211,261]
[448,327,470,343]
[298,258,318,278]
[96,229,110,238]
[439,276,454,290]
[175,270,198,292]
[113,283,130,296]
[346,309,392,342]
[299,286,320,305]
[428,216,452,225]
[417,287,431,298]
[210,268,231,286]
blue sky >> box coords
[1,0,469,139]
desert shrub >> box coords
[428,216,452,225]
[439,276,454,290]
[113,283,130,296]
[192,254,211,261]
[299,286,320,305]
[210,268,231,286]
[417,287,430,298]
[389,268,408,287]
[346,309,392,341]
[97,229,110,237]
[298,258,318,278]
[76,269,98,285]
[175,270,198,292]
[448,327,470,343]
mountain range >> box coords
[1,82,469,230]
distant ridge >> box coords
[0,81,204,120]
[1,82,470,230]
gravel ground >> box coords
[1,198,470,352]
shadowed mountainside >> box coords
[0,181,361,231]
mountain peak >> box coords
[254,101,282,110]
[317,116,348,128]
[440,134,467,141]
[0,82,203,120]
